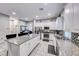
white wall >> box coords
[9,17,19,34]
[0,15,19,41]
[0,14,27,41]
[0,14,9,40]
[9,17,27,34]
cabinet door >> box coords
[8,43,20,56]
[64,4,79,33]
[28,36,40,54]
[72,4,79,33]
[20,42,29,56]
[64,4,74,32]
[28,37,38,53]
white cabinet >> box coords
[0,49,7,56]
[27,36,40,55]
[21,35,40,56]
[8,35,40,56]
[8,43,20,56]
[63,4,74,32]
[34,20,56,30]
[20,41,29,56]
[72,4,79,33]
[64,4,79,33]
[0,42,8,56]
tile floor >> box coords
[57,39,79,56]
[30,35,79,56]
[30,40,55,56]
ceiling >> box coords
[0,3,65,21]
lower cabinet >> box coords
[20,41,29,56]
[26,36,40,56]
[0,42,8,56]
[0,49,8,56]
[8,36,40,56]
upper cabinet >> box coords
[72,4,79,33]
[63,4,79,33]
[64,4,74,32]
[34,20,56,30]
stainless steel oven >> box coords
[44,33,49,38]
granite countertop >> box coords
[29,34,39,39]
[6,34,39,45]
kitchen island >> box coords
[6,34,40,56]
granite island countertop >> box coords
[6,34,39,45]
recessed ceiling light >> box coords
[12,12,16,15]
[35,16,40,19]
[36,16,39,18]
[48,13,51,16]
